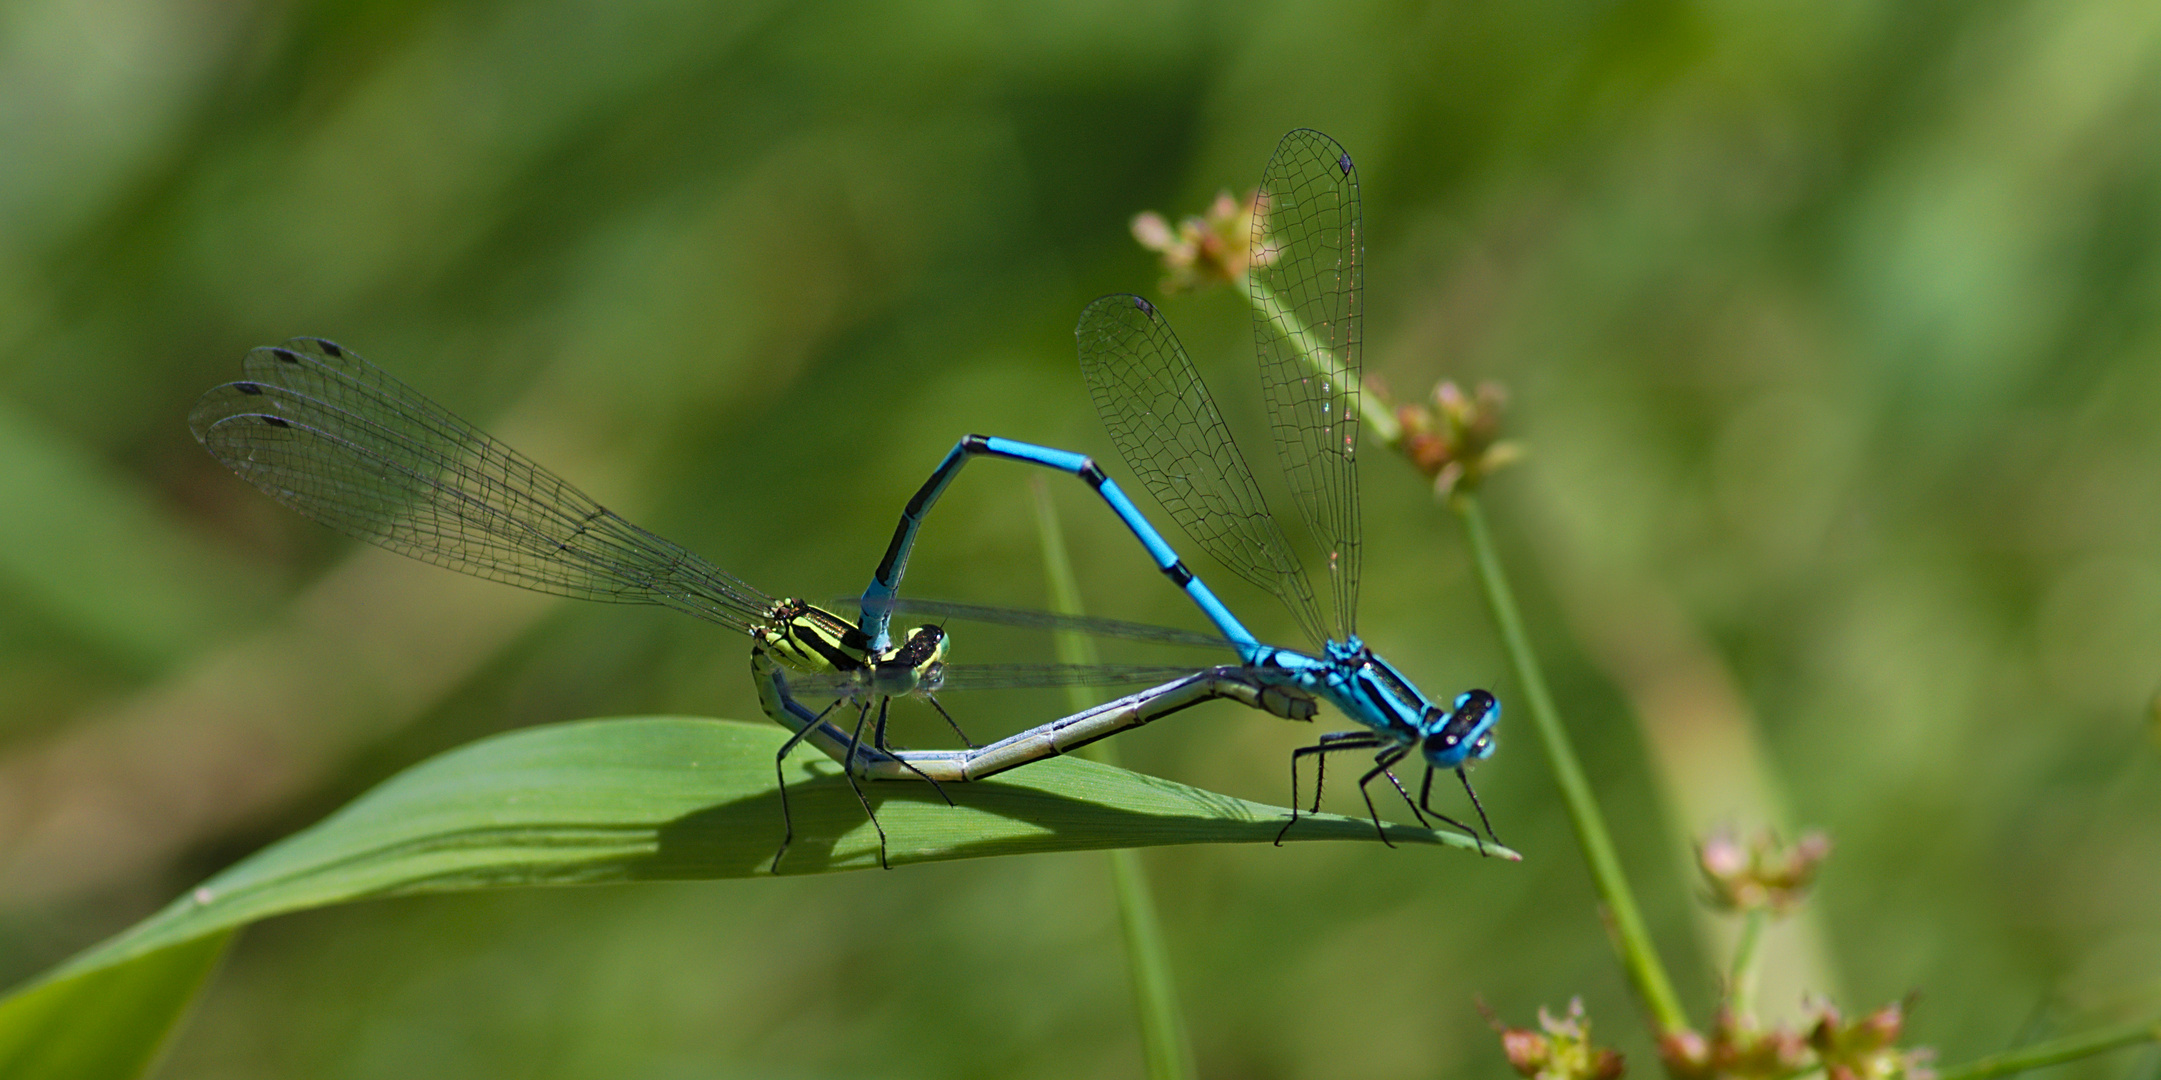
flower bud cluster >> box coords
[1696,827,1831,916]
[1659,999,1932,1080]
[1397,380,1520,498]
[1487,998,1627,1080]
[1130,190,1267,293]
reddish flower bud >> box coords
[1697,826,1832,915]
[1129,189,1264,293]
[1488,998,1626,1080]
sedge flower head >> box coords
[1131,189,1268,293]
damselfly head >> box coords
[1421,689,1500,769]
[891,624,948,665]
[869,624,948,697]
[915,661,949,694]
[1459,730,1496,773]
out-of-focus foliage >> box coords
[0,0,2157,1077]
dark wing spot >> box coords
[313,339,344,357]
[262,416,291,428]
[235,382,264,395]
[1132,295,1156,316]
[1337,152,1353,175]
[271,348,300,364]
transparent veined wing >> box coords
[1250,129,1364,640]
[190,337,778,634]
[1076,294,1328,647]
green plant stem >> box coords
[1728,907,1767,1020]
[1456,493,1689,1035]
[1100,849,1193,1080]
[1248,279,1401,443]
[1937,1016,2161,1080]
[1244,274,1676,1023]
[1033,477,1198,1080]
[1244,270,1684,1032]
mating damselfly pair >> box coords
[188,129,1501,870]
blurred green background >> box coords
[4,0,2160,1075]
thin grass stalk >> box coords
[1456,493,1690,1035]
[1244,271,1688,1033]
[1936,1016,2161,1080]
[1031,477,1198,1080]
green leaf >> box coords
[0,929,231,1080]
[0,716,1514,1074]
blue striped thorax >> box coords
[1294,638,1500,769]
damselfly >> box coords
[188,337,1197,870]
[858,129,1503,847]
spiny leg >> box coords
[1457,767,1502,849]
[1352,746,1415,848]
[1375,759,1435,831]
[1275,731,1384,845]
[840,698,893,869]
[1312,730,1385,813]
[869,694,956,808]
[1415,765,1486,854]
[770,697,848,874]
[922,692,979,748]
